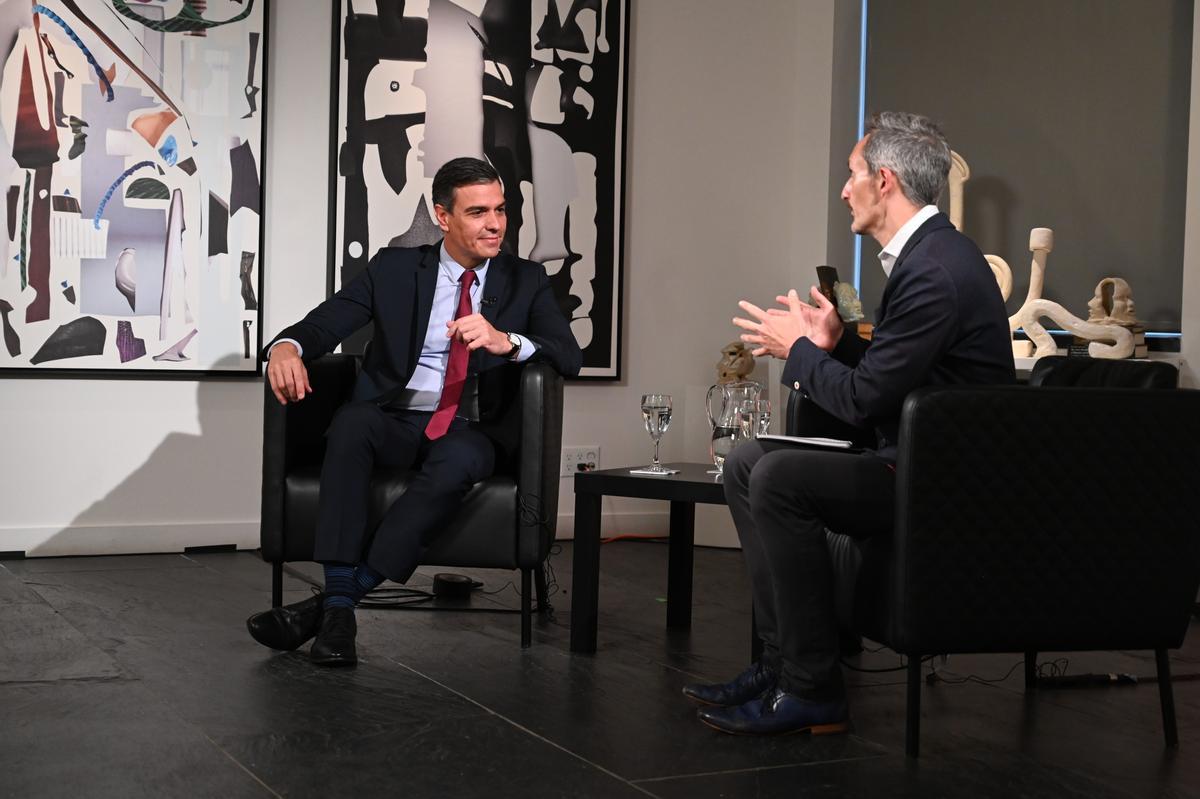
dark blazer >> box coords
[783,212,1014,460]
[266,243,582,458]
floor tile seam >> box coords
[627,749,891,784]
[382,654,659,798]
[0,588,139,681]
[201,732,286,799]
[0,674,132,688]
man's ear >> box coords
[877,166,897,197]
[433,203,450,231]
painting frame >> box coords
[0,0,270,380]
[327,0,628,380]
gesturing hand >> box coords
[266,342,312,405]
[447,313,512,356]
[732,286,843,359]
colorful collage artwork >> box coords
[330,0,628,378]
[0,0,266,375]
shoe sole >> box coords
[698,716,850,736]
[310,655,357,667]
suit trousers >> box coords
[724,439,895,698]
[312,401,496,581]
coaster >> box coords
[629,466,680,475]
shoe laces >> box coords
[323,608,356,635]
[756,661,781,695]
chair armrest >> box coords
[784,385,874,448]
[260,354,359,560]
[885,384,1200,653]
[515,360,564,566]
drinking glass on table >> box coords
[740,399,772,437]
[640,394,673,474]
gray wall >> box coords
[863,0,1193,330]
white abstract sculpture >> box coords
[1087,277,1138,325]
[950,152,1135,359]
[1010,299,1134,359]
[1006,229,1134,359]
[948,150,1012,301]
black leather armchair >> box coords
[788,357,1200,756]
[260,355,565,648]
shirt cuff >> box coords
[511,333,537,363]
[268,338,303,359]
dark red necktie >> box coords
[425,269,477,440]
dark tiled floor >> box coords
[2,542,1198,798]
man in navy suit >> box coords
[247,158,581,665]
[685,112,1015,734]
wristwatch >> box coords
[504,332,522,360]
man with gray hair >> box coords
[684,112,1014,735]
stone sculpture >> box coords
[950,152,1138,360]
[948,150,1013,301]
[716,341,755,384]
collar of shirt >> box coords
[438,242,490,290]
[878,204,939,278]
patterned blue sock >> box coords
[355,564,385,601]
[323,565,357,610]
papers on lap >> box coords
[756,434,855,449]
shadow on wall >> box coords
[36,354,264,557]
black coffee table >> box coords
[570,462,728,653]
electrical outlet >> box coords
[561,445,600,476]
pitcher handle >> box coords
[705,384,721,428]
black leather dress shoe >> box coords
[310,606,357,666]
[682,661,777,707]
[246,593,324,651]
[698,687,849,736]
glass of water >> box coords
[640,394,673,474]
[740,399,772,437]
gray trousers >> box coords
[724,439,895,698]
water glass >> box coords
[640,394,672,474]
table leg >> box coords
[667,501,695,628]
[570,491,602,652]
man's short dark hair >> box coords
[432,157,501,212]
[862,112,951,207]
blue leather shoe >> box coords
[697,687,849,735]
[682,661,776,707]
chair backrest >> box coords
[1029,355,1178,388]
[885,378,1200,654]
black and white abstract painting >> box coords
[330,0,627,378]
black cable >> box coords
[929,658,1026,686]
[840,654,936,673]
[280,540,564,618]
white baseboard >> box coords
[0,522,259,558]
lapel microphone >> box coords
[481,296,497,307]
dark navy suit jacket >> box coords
[783,212,1015,460]
[267,242,582,458]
